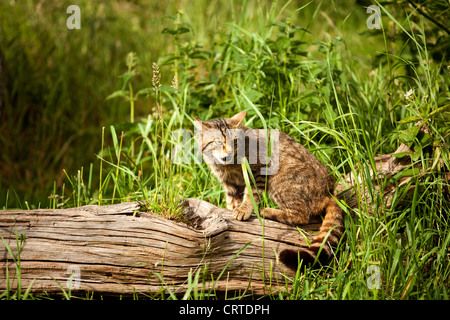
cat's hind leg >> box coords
[262,207,311,226]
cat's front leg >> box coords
[233,186,259,221]
[224,184,244,211]
[226,195,242,211]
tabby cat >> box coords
[194,111,344,270]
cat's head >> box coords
[194,111,246,165]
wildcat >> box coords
[194,111,344,270]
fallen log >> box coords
[0,199,321,297]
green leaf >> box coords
[411,152,421,162]
[157,53,180,66]
[399,126,420,145]
[394,167,421,180]
[121,72,135,90]
[162,26,191,35]
[238,88,267,129]
[105,90,128,100]
[241,159,262,226]
[392,151,411,159]
[291,48,308,56]
[189,50,210,60]
[389,241,402,281]
[397,116,421,124]
[110,125,119,158]
[268,21,289,29]
[136,87,153,97]
[276,37,291,52]
[244,88,264,103]
[428,104,450,117]
[22,278,36,300]
[292,25,311,34]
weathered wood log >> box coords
[0,199,322,297]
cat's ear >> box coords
[194,118,212,132]
[229,111,246,127]
[193,118,203,132]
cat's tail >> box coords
[279,197,344,271]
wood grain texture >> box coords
[0,199,321,297]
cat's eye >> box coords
[214,139,223,146]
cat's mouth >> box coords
[222,155,233,162]
[211,150,235,164]
[215,154,234,164]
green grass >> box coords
[1,0,449,300]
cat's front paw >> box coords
[232,206,252,221]
[226,197,242,211]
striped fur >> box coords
[195,111,344,271]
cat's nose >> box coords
[225,150,233,156]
